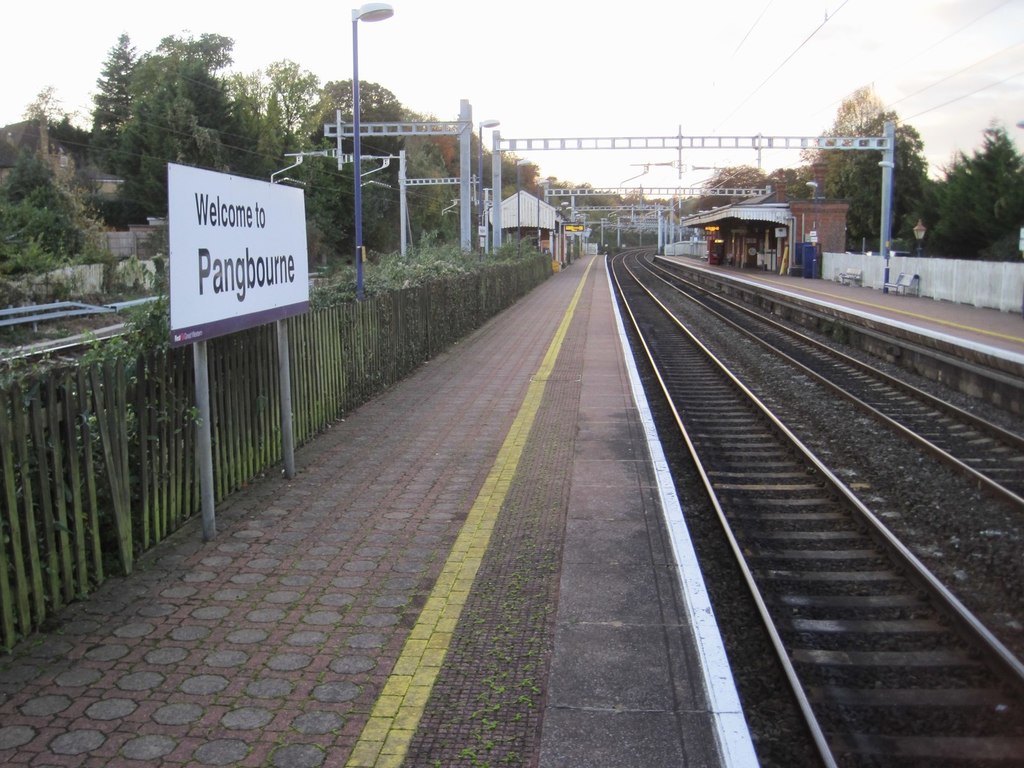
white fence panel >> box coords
[818,252,1024,313]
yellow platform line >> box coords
[345,256,596,768]
[830,296,1024,343]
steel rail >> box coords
[622,251,1024,687]
[609,252,838,767]
[611,250,1024,765]
[640,256,1024,510]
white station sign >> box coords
[168,163,309,346]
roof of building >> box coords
[680,186,794,226]
[1,121,42,163]
[497,191,560,230]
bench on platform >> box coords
[837,267,863,286]
[885,272,920,296]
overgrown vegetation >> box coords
[0,241,545,389]
[0,153,109,277]
[310,239,530,308]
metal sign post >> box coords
[192,340,217,540]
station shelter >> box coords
[680,189,849,276]
[497,191,568,264]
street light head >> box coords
[353,2,394,22]
[479,119,500,129]
[913,218,927,241]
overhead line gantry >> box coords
[324,100,893,273]
[491,125,895,275]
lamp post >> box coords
[351,2,393,300]
[806,180,820,276]
[477,119,500,254]
[537,179,548,253]
[805,180,819,229]
[564,212,572,263]
[913,218,926,258]
[879,154,895,293]
[516,159,528,258]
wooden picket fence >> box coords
[0,257,551,649]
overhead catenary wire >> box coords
[887,40,1024,110]
[805,1,1019,126]
[714,0,851,132]
[904,69,1024,121]
[732,0,776,56]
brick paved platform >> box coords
[0,255,750,767]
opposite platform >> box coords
[660,257,1024,360]
[0,256,752,767]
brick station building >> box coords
[681,189,849,276]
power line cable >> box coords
[714,0,851,132]
[733,0,775,56]
[806,0,1017,123]
[887,40,1024,109]
[900,0,1013,67]
[903,69,1024,121]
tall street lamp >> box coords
[351,2,393,300]
[537,179,547,253]
[879,156,895,293]
[804,180,820,277]
[913,218,926,258]
[516,159,529,258]
[805,180,820,231]
[477,119,500,254]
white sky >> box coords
[4,0,1023,189]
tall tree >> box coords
[266,61,321,144]
[91,33,138,165]
[812,86,928,251]
[227,70,282,180]
[226,61,322,181]
[23,86,62,123]
[110,33,248,217]
[929,124,1024,260]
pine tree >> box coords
[91,33,137,165]
[931,124,1024,260]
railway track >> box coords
[609,251,1024,766]
[642,255,1024,510]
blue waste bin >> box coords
[800,243,817,278]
